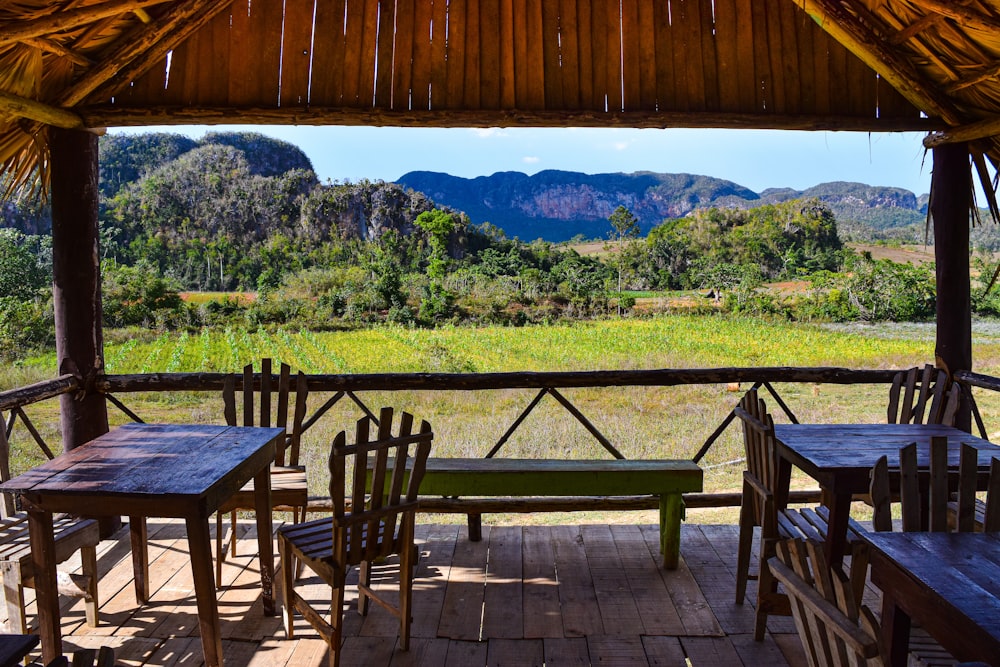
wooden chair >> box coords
[216,358,309,586]
[0,425,100,634]
[768,538,883,667]
[870,437,1000,533]
[35,646,117,667]
[887,364,960,426]
[735,389,867,641]
[278,407,432,667]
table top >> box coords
[0,423,283,518]
[0,634,38,667]
[863,531,1000,662]
[772,423,1000,493]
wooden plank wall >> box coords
[135,0,922,121]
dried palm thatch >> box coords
[0,0,998,206]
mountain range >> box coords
[396,170,928,242]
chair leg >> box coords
[735,483,755,605]
[230,511,238,557]
[330,582,346,667]
[398,522,417,651]
[293,507,305,581]
[0,560,26,634]
[81,544,99,627]
[279,534,296,639]
[215,512,225,588]
[754,538,777,641]
[357,561,371,616]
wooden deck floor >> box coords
[30,519,810,667]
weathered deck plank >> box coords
[33,521,814,667]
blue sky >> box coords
[111,125,934,196]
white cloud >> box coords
[523,156,540,164]
[613,141,630,151]
[471,127,508,138]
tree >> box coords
[415,209,457,321]
[608,205,640,314]
[0,229,48,301]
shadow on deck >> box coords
[29,519,808,667]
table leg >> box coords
[253,464,274,616]
[27,508,61,664]
[129,516,149,604]
[659,493,684,569]
[879,592,911,667]
[822,492,852,568]
[185,515,224,667]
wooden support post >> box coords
[50,127,109,452]
[51,128,116,536]
[932,141,973,432]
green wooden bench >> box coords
[370,458,703,569]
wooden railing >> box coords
[3,366,996,510]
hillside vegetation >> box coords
[4,131,1000,362]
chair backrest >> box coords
[887,364,960,426]
[0,421,16,518]
[735,388,780,496]
[331,406,432,564]
[769,539,882,667]
[223,358,308,466]
[870,437,1000,532]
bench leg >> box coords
[659,493,684,570]
[467,513,482,542]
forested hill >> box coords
[395,170,927,242]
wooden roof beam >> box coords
[906,0,1000,34]
[24,37,93,67]
[924,115,1000,148]
[0,0,171,47]
[795,0,964,125]
[0,90,84,129]
[58,0,230,107]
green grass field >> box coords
[9,315,1000,524]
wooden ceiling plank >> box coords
[559,0,581,110]
[478,0,501,108]
[764,0,787,113]
[462,0,480,108]
[357,0,380,108]
[604,0,621,112]
[676,0,705,112]
[340,0,367,107]
[310,0,346,106]
[226,0,255,105]
[511,0,530,107]
[444,0,466,110]
[636,0,657,110]
[730,0,756,111]
[408,0,432,110]
[796,0,962,124]
[712,0,739,113]
[697,0,720,111]
[540,0,562,109]
[70,0,233,107]
[808,6,831,114]
[0,89,83,128]
[373,0,395,108]
[429,0,448,109]
[652,0,674,112]
[499,0,515,108]
[751,0,772,112]
[279,0,316,107]
[587,0,607,111]
[574,0,594,110]
[24,37,92,67]
[205,6,230,106]
[253,0,284,106]
[0,0,171,47]
[192,11,218,105]
[620,0,641,111]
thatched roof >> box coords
[1,0,999,196]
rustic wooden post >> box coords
[50,127,109,450]
[931,141,972,432]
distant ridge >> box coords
[395,170,926,242]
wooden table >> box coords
[863,531,1000,667]
[771,423,1000,565]
[0,634,38,667]
[0,423,283,667]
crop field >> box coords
[10,315,1000,524]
